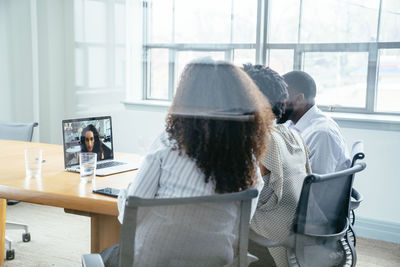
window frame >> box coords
[140,0,400,116]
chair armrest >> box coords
[82,254,105,267]
[350,188,363,210]
[249,229,291,248]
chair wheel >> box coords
[22,232,31,242]
[6,249,15,260]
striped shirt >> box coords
[118,131,264,223]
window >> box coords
[137,0,400,114]
[73,0,126,112]
[303,52,369,109]
[143,0,258,101]
[376,49,400,112]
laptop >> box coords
[62,116,138,176]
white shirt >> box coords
[118,131,264,223]
[291,105,351,175]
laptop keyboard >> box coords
[97,161,126,169]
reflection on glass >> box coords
[268,0,300,43]
[75,48,84,87]
[79,180,88,197]
[115,3,126,44]
[268,49,294,75]
[74,0,84,42]
[303,52,368,108]
[301,0,379,43]
[24,176,43,191]
[149,0,173,43]
[175,51,225,88]
[234,49,255,66]
[149,49,169,99]
[115,47,125,87]
[85,0,107,43]
[88,47,107,88]
[379,0,400,42]
[232,0,257,43]
[175,0,231,43]
[377,49,400,112]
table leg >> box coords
[90,214,121,253]
[0,198,6,265]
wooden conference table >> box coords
[0,140,141,264]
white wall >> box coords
[342,127,400,224]
[0,0,12,119]
[0,0,35,123]
[0,0,69,143]
[36,0,68,144]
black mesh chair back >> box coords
[291,163,366,267]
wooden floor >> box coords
[3,202,400,267]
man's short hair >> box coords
[243,64,288,120]
[282,70,316,100]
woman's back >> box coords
[112,60,274,267]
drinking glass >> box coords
[24,149,43,178]
[79,152,97,183]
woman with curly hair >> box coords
[104,60,274,266]
[243,64,311,267]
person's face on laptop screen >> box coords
[64,119,112,166]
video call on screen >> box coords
[63,119,112,166]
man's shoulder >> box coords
[307,112,341,133]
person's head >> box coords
[166,59,274,194]
[242,64,288,122]
[281,70,317,124]
[80,124,103,156]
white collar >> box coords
[294,105,319,133]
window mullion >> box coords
[293,45,302,70]
[297,0,303,43]
[225,49,233,62]
[142,0,149,100]
[255,0,264,64]
[261,0,269,65]
[168,49,176,100]
[366,43,379,113]
[376,0,383,42]
[107,0,115,90]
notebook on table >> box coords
[62,116,138,176]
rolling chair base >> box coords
[4,224,31,261]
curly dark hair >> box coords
[80,124,104,160]
[243,64,288,120]
[166,60,274,193]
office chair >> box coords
[0,121,38,260]
[82,188,259,267]
[348,140,365,247]
[249,162,366,267]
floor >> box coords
[3,202,400,267]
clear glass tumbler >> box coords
[79,152,97,183]
[24,149,43,178]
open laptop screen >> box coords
[62,116,114,168]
